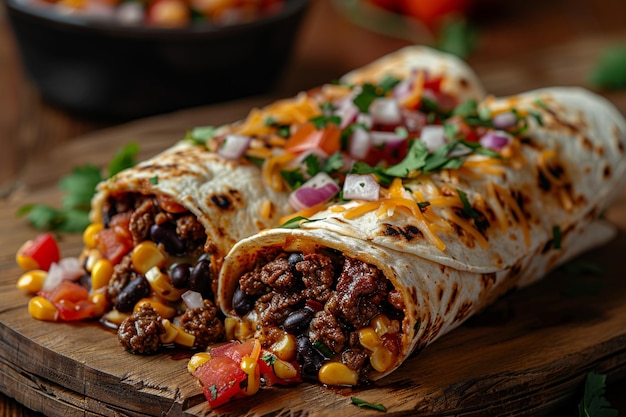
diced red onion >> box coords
[343,174,380,201]
[334,98,360,129]
[42,257,86,292]
[348,126,372,160]
[356,113,373,130]
[218,134,251,160]
[289,172,340,211]
[480,130,511,151]
[402,108,428,132]
[392,77,414,102]
[181,290,205,310]
[492,111,518,129]
[369,98,402,126]
[420,125,446,152]
[370,131,406,149]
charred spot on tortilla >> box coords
[381,223,424,241]
[603,164,612,179]
[453,301,473,324]
[480,273,497,291]
[444,283,460,316]
[210,194,233,210]
[612,125,625,153]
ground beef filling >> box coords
[235,249,405,382]
[100,193,224,353]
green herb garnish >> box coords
[351,397,387,412]
[552,225,562,250]
[313,340,333,359]
[185,125,217,145]
[457,188,478,219]
[18,142,140,233]
[578,371,618,417]
[588,45,626,91]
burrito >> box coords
[29,45,484,354]
[216,87,626,387]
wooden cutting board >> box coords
[2,93,626,417]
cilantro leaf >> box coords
[279,216,312,229]
[384,140,428,177]
[457,188,478,219]
[185,125,217,145]
[578,371,618,417]
[18,143,140,233]
[353,83,382,113]
[351,397,387,412]
[323,152,345,174]
[309,114,341,129]
[108,142,139,177]
[280,168,307,189]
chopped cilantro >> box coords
[384,140,429,177]
[261,352,277,365]
[303,153,322,177]
[149,176,159,185]
[377,74,401,94]
[578,371,618,417]
[185,125,217,145]
[313,340,333,359]
[353,83,382,113]
[309,114,342,129]
[264,116,278,126]
[108,141,140,177]
[280,168,307,189]
[351,397,387,412]
[279,216,309,229]
[323,152,345,173]
[457,188,478,219]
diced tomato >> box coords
[210,339,257,363]
[364,139,410,166]
[155,194,187,214]
[399,0,471,29]
[285,122,342,156]
[16,232,61,271]
[95,212,133,264]
[40,280,88,304]
[39,280,99,321]
[194,356,247,408]
[448,117,479,142]
[56,299,100,321]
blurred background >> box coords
[1,0,626,415]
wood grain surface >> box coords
[2,95,626,416]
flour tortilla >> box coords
[89,45,487,284]
[218,87,626,380]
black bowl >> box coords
[3,0,309,120]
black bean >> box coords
[232,287,254,316]
[189,259,211,298]
[150,223,186,256]
[79,273,92,290]
[288,252,304,270]
[283,307,314,334]
[169,263,192,289]
[296,335,324,380]
[116,276,151,312]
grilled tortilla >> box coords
[80,45,487,352]
[217,87,626,383]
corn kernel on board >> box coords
[1,98,626,417]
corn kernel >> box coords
[134,298,176,319]
[242,358,260,396]
[83,223,104,249]
[28,296,58,321]
[145,266,185,302]
[89,292,109,317]
[16,254,39,271]
[83,249,103,273]
[371,314,391,337]
[16,270,47,293]
[273,358,298,380]
[370,347,397,373]
[101,309,130,326]
[91,258,114,291]
[171,323,195,347]
[187,352,211,373]
[234,318,256,341]
[160,319,178,344]
[270,333,297,362]
[318,362,359,386]
[358,327,382,351]
[224,317,239,340]
[132,241,166,275]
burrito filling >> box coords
[84,191,225,353]
[228,246,405,385]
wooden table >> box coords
[1,0,626,415]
